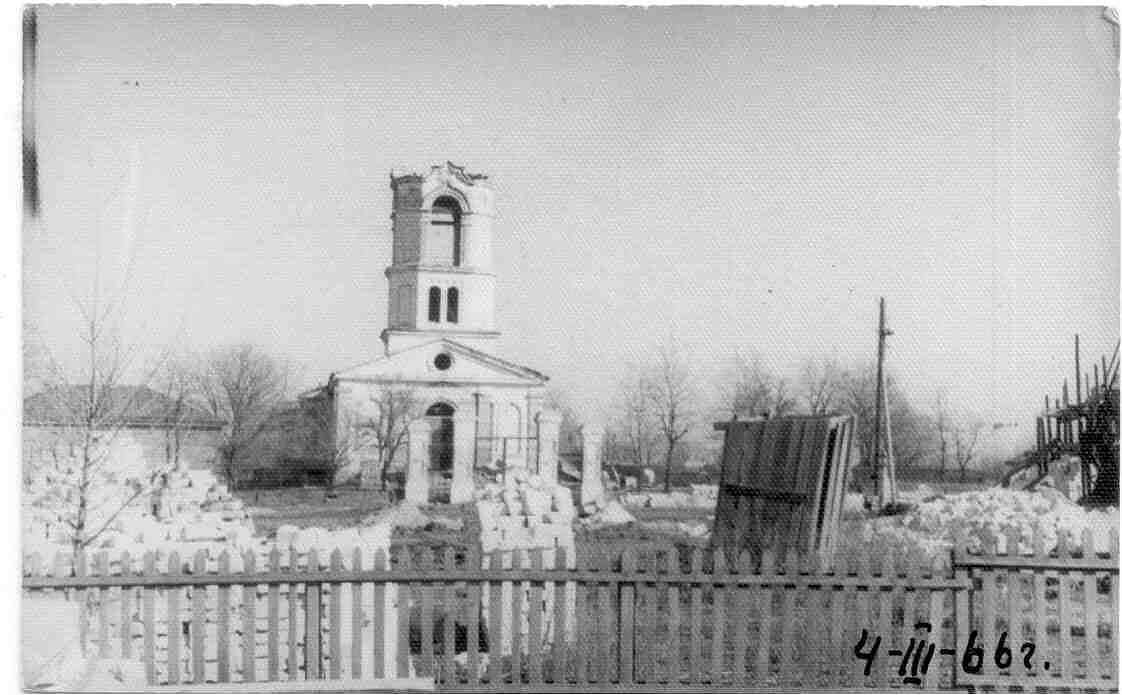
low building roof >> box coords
[23,385,226,430]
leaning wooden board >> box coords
[712,415,856,569]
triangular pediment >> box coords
[333,339,547,386]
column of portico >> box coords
[450,405,477,503]
[404,418,431,504]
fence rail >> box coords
[23,528,1119,692]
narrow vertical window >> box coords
[446,287,459,323]
[431,197,463,267]
[428,286,441,322]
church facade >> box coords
[318,163,561,504]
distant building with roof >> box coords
[23,385,226,474]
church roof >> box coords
[332,338,548,387]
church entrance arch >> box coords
[426,402,455,503]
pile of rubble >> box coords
[474,467,576,555]
[24,468,259,568]
[855,485,1118,565]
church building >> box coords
[317,163,561,504]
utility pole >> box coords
[871,297,895,511]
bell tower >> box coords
[382,162,500,354]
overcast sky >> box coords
[24,5,1119,447]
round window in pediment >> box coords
[434,352,453,371]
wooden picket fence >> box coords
[22,529,1119,692]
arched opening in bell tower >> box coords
[430,196,463,267]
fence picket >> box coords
[306,549,321,680]
[926,557,946,691]
[191,550,207,682]
[217,552,230,683]
[595,550,612,684]
[443,547,458,685]
[119,551,132,660]
[755,548,775,684]
[242,551,257,683]
[20,536,1121,692]
[373,548,387,680]
[1111,529,1119,685]
[711,549,728,684]
[350,548,363,680]
[266,548,279,682]
[618,548,635,685]
[142,553,156,685]
[93,552,109,659]
[667,547,682,684]
[1058,531,1073,681]
[688,547,703,685]
[486,550,504,684]
[550,546,567,684]
[875,547,894,689]
[573,554,587,685]
[527,548,543,685]
[465,546,481,685]
[328,550,343,680]
[286,550,299,681]
[732,550,750,684]
[1082,528,1098,683]
[166,552,181,685]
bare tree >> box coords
[613,367,661,471]
[720,352,795,419]
[837,362,934,473]
[24,303,168,552]
[358,384,423,492]
[153,356,196,470]
[953,420,984,482]
[798,356,843,415]
[195,344,289,490]
[933,392,952,478]
[649,341,696,493]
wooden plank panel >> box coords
[803,552,825,687]
[191,550,207,683]
[266,549,279,682]
[217,552,231,683]
[167,552,181,685]
[142,553,156,685]
[242,551,257,683]
[829,553,848,684]
[1111,529,1119,685]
